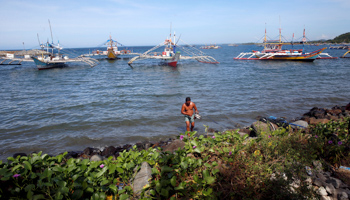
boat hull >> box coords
[31,57,67,70]
[107,48,117,60]
[255,48,326,61]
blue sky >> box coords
[0,0,349,50]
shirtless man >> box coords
[181,97,199,132]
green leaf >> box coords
[23,161,32,171]
[190,140,199,147]
[11,164,22,172]
[7,157,15,162]
[72,174,80,181]
[109,185,118,193]
[43,182,53,187]
[194,147,203,153]
[193,175,199,183]
[72,190,83,199]
[109,164,116,174]
[161,188,169,197]
[161,166,173,174]
[100,179,109,186]
[95,166,108,178]
[204,163,211,168]
[174,182,185,190]
[86,187,94,193]
[119,194,129,200]
[203,188,213,196]
[204,176,216,185]
[25,184,35,192]
[56,180,67,187]
[33,194,45,200]
[170,176,177,187]
[0,168,9,176]
[117,167,124,174]
[59,186,69,194]
[27,190,33,199]
[180,161,188,169]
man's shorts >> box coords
[185,114,195,123]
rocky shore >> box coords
[10,103,350,199]
[12,103,350,162]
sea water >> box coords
[0,45,349,160]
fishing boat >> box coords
[200,44,221,49]
[31,20,99,70]
[234,27,336,61]
[341,48,350,58]
[128,29,219,67]
[82,35,136,60]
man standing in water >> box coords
[181,97,199,132]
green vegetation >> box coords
[0,118,349,199]
[330,32,350,43]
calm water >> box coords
[0,45,349,160]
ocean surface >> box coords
[1,45,349,161]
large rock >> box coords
[101,146,117,157]
[90,154,103,161]
[251,121,271,136]
[162,139,186,153]
[133,162,152,196]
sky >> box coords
[0,0,349,50]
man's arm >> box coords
[193,103,199,114]
[181,104,187,115]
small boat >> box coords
[31,56,67,69]
[128,29,219,67]
[31,20,99,70]
[234,27,336,61]
[200,44,221,49]
[106,35,118,60]
[82,35,136,60]
[341,48,350,58]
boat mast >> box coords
[48,19,54,55]
[302,26,306,52]
[279,16,282,44]
[264,23,267,49]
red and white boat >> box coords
[128,29,219,67]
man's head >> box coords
[185,97,191,106]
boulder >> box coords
[251,121,270,136]
[162,139,186,153]
[133,162,152,196]
[90,154,103,161]
[101,146,116,157]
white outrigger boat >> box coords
[234,27,337,61]
[82,35,139,60]
[128,31,219,67]
[30,20,99,70]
